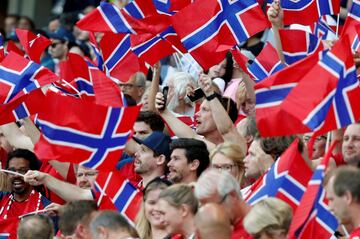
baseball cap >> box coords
[47,27,75,42]
[133,131,171,160]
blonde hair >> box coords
[243,198,292,237]
[136,179,170,239]
[159,184,198,215]
[210,142,245,180]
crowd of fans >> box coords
[1,0,360,239]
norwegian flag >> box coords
[0,52,60,104]
[288,142,338,239]
[231,47,250,75]
[247,43,286,82]
[95,171,142,223]
[59,53,95,101]
[101,33,147,82]
[0,88,45,125]
[172,0,270,70]
[245,139,313,211]
[88,32,104,71]
[0,34,4,62]
[341,0,360,52]
[6,41,24,56]
[309,16,337,41]
[0,217,18,239]
[266,0,341,26]
[283,36,360,135]
[152,0,195,15]
[131,26,186,65]
[34,92,141,170]
[76,2,146,34]
[255,52,320,137]
[15,29,51,63]
[60,53,125,107]
[279,29,323,65]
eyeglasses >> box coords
[303,135,327,143]
[118,83,142,89]
[50,42,62,48]
[211,163,237,172]
[7,167,29,175]
[76,171,98,178]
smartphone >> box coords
[160,86,169,110]
[187,88,205,102]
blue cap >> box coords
[133,131,172,160]
[47,27,75,42]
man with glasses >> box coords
[194,169,252,239]
[118,72,146,103]
[167,138,210,184]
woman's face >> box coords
[208,59,227,78]
[156,199,184,235]
[211,152,240,179]
[144,189,166,228]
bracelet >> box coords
[206,92,218,101]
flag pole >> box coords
[0,169,25,177]
[97,172,113,207]
[336,14,340,38]
[341,224,350,237]
[60,79,82,98]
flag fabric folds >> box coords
[76,2,146,34]
[247,43,286,82]
[255,52,320,137]
[172,0,269,69]
[95,171,142,223]
[266,0,341,26]
[255,36,360,137]
[35,92,141,170]
[15,29,51,63]
[279,29,323,65]
[0,52,60,104]
[245,139,313,211]
[341,0,360,52]
[288,142,339,239]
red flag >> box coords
[35,91,141,170]
[95,171,142,223]
[245,139,313,211]
[231,47,250,75]
[279,29,323,65]
[6,41,24,56]
[100,33,147,82]
[288,141,339,239]
[0,89,45,125]
[172,0,269,70]
[0,217,18,239]
[15,29,51,63]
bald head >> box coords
[195,203,231,239]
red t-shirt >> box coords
[350,227,360,239]
[232,219,253,239]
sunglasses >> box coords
[50,42,63,48]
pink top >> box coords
[223,78,242,102]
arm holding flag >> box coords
[198,74,247,154]
[24,170,93,202]
[267,0,285,64]
[155,92,217,151]
[147,62,161,112]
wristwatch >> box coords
[205,92,218,101]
